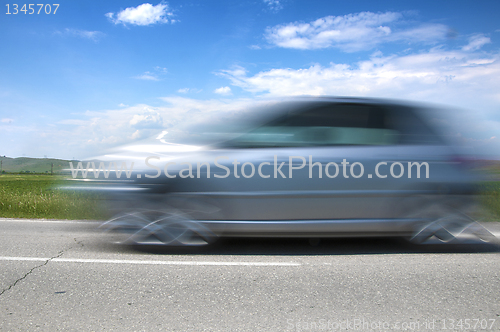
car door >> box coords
[182,101,412,222]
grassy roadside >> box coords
[0,174,499,221]
[0,174,109,220]
[480,181,500,221]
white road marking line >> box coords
[0,218,99,224]
[0,257,47,262]
[0,257,301,266]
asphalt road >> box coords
[1,218,499,331]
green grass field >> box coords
[0,156,71,174]
[0,174,109,220]
[481,181,500,220]
[0,173,499,221]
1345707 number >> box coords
[6,4,59,14]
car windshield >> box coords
[152,100,315,146]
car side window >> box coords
[388,106,444,145]
[227,103,399,148]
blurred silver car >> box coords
[85,97,494,245]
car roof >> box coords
[269,95,422,108]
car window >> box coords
[388,106,444,145]
[225,103,399,148]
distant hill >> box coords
[0,156,77,174]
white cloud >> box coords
[1,118,14,124]
[263,0,282,12]
[129,109,164,129]
[57,28,104,41]
[134,66,168,81]
[462,34,491,51]
[118,103,129,107]
[57,119,91,126]
[130,129,142,140]
[106,2,175,26]
[177,88,202,94]
[264,11,449,51]
[134,72,160,81]
[214,86,232,95]
[217,48,500,116]
[154,66,168,73]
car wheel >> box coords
[404,197,496,244]
[101,209,217,246]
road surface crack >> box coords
[0,238,83,297]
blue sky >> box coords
[1,0,499,159]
